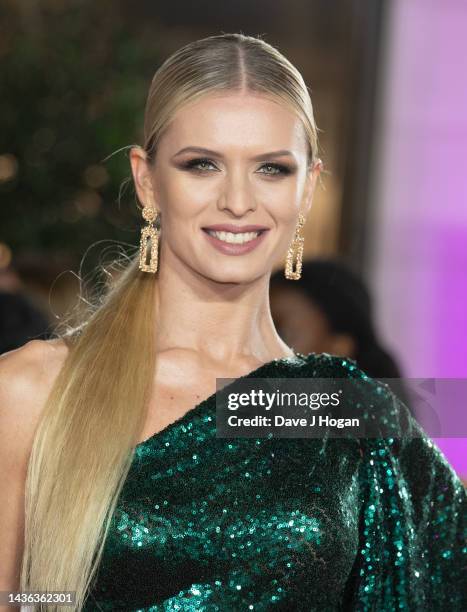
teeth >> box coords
[206,230,261,244]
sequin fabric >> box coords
[83,353,466,611]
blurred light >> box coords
[0,243,12,268]
[83,164,109,188]
[74,190,102,217]
[0,154,18,182]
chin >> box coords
[206,267,269,285]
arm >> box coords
[341,372,466,610]
[0,341,60,610]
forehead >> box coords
[161,92,306,154]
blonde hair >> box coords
[20,33,321,610]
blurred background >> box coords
[0,0,466,479]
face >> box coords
[130,92,322,284]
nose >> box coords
[216,170,257,216]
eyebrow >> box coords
[172,146,296,161]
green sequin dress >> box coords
[83,352,466,611]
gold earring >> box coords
[284,213,306,280]
[139,206,160,273]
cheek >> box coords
[265,180,304,222]
[157,176,205,225]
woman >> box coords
[0,33,465,611]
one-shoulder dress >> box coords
[83,352,466,611]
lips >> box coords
[202,225,269,255]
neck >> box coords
[153,253,293,368]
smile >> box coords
[201,228,269,256]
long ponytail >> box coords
[21,255,157,609]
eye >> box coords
[181,158,293,176]
[183,157,218,172]
[258,163,293,176]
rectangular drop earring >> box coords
[284,213,305,280]
[139,207,160,273]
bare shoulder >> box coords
[0,338,69,405]
[0,339,69,461]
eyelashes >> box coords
[180,157,295,177]
[181,158,215,173]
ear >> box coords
[301,158,323,217]
[129,146,159,211]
